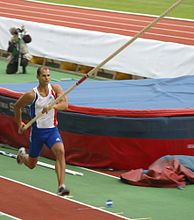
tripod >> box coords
[17,31,24,73]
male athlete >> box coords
[14,66,70,196]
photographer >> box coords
[6,26,32,74]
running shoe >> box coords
[16,147,26,164]
[57,184,70,196]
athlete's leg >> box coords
[17,147,38,169]
[51,142,69,196]
[17,129,43,169]
[46,127,70,195]
[51,142,65,187]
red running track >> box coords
[0,177,125,220]
[0,0,194,45]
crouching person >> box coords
[6,26,32,74]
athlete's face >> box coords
[38,69,51,85]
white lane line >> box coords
[0,211,22,220]
[78,166,120,179]
[26,0,194,23]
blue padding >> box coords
[1,93,194,139]
[1,75,194,110]
[58,111,194,138]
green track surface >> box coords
[38,0,194,20]
[1,145,194,220]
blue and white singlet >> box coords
[30,84,58,129]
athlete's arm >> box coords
[52,84,68,111]
[14,91,35,133]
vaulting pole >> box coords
[23,0,183,130]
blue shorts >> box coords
[29,127,62,158]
